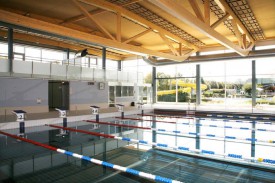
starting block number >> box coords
[60,111,66,118]
[16,114,25,122]
[92,108,99,115]
[117,106,123,112]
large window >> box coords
[177,78,196,103]
[106,59,118,70]
[42,49,64,63]
[25,47,41,61]
[0,42,8,58]
[256,57,275,109]
[138,59,152,84]
[122,60,138,71]
[115,85,134,97]
[156,64,197,103]
[200,60,252,108]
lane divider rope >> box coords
[113,118,275,132]
[138,113,275,121]
[116,116,274,125]
[45,124,275,165]
[0,130,182,183]
[85,120,275,144]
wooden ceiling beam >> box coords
[72,0,116,40]
[116,12,121,42]
[188,0,204,22]
[123,28,151,44]
[0,9,190,61]
[179,43,182,56]
[78,0,199,51]
[60,9,105,25]
[231,19,242,47]
[242,34,246,49]
[214,0,254,44]
[210,13,229,29]
[61,0,142,25]
[204,0,210,25]
[148,0,249,56]
[0,30,123,60]
[158,32,179,56]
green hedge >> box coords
[158,92,191,102]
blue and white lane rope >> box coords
[206,114,275,121]
[56,149,182,183]
[197,118,273,125]
[47,124,275,166]
[139,113,275,121]
[120,116,274,125]
[0,130,182,183]
[151,129,275,144]
[114,136,275,165]
[142,119,275,132]
[178,122,275,132]
[85,120,275,144]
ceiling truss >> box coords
[0,0,267,62]
[148,0,255,56]
[75,0,199,60]
[0,2,197,62]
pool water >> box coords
[0,115,275,182]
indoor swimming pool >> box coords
[1,113,275,183]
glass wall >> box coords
[225,59,252,108]
[201,61,226,105]
[256,57,275,110]
[0,42,8,58]
[200,59,252,108]
[0,41,103,68]
[154,56,275,112]
[177,78,196,103]
[156,65,176,102]
[106,59,118,70]
[156,64,197,103]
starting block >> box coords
[12,110,27,137]
[90,106,100,115]
[55,108,67,118]
[116,104,124,119]
[90,105,100,122]
[116,104,124,112]
[137,103,144,116]
[55,108,67,128]
[137,102,144,109]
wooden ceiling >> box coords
[0,0,274,61]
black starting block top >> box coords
[55,107,67,111]
[13,110,27,114]
[90,106,100,109]
[116,104,124,107]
